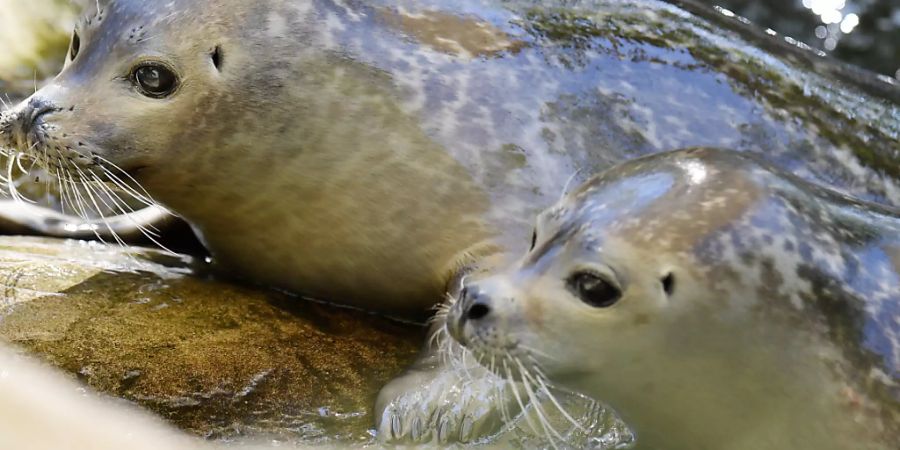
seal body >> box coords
[0,0,898,315]
[448,148,900,450]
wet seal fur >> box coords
[448,148,900,450]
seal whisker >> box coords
[71,165,127,247]
[14,151,30,175]
[26,155,41,173]
[96,165,158,210]
[491,356,517,435]
[532,368,587,433]
[457,344,474,383]
[503,359,541,437]
[515,356,564,447]
[3,144,39,202]
[61,164,94,227]
[6,152,34,204]
[87,171,152,231]
[88,171,177,254]
[55,152,85,218]
[94,160,160,209]
[54,166,70,215]
[92,154,160,206]
[515,344,559,362]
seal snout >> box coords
[449,282,495,344]
[460,284,493,321]
[447,276,523,352]
[3,98,58,150]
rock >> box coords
[0,0,76,98]
[0,236,422,445]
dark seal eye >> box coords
[132,63,179,98]
[568,272,621,308]
[529,230,537,250]
[70,30,81,60]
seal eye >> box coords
[568,272,621,308]
[70,30,80,60]
[132,63,179,98]
[529,230,537,250]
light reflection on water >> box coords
[703,0,900,79]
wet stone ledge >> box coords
[0,236,423,445]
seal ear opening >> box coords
[211,46,223,71]
[661,272,675,296]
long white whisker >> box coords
[15,152,30,174]
[73,166,127,246]
[93,154,159,204]
[89,171,164,240]
[491,355,514,430]
[6,152,35,204]
[503,359,540,436]
[517,344,560,362]
[54,166,70,214]
[516,357,564,447]
[97,164,158,209]
[62,164,92,222]
[56,152,84,217]
[534,371,586,433]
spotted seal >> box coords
[0,0,899,444]
[447,148,900,450]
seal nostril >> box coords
[466,302,491,320]
[211,45,223,70]
[26,101,55,131]
[662,272,675,296]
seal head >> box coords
[448,148,900,450]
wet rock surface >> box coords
[0,236,422,445]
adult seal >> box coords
[0,0,899,443]
[448,148,900,450]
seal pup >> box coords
[447,148,900,450]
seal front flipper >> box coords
[0,201,179,245]
[375,318,617,445]
[375,323,525,444]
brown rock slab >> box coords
[0,236,423,445]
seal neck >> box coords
[568,322,875,450]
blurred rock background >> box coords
[0,0,897,88]
[0,0,78,98]
[699,0,900,79]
